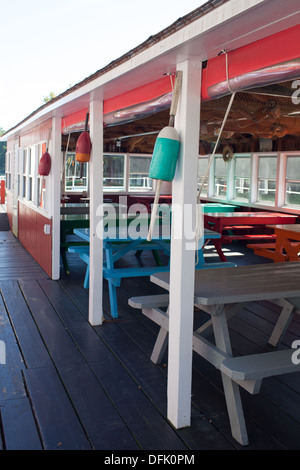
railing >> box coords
[65,174,152,192]
[65,176,87,191]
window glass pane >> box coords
[129,156,152,190]
[29,177,32,201]
[103,154,125,190]
[65,153,88,191]
[23,150,27,174]
[198,157,208,195]
[286,156,300,179]
[258,156,277,178]
[285,156,300,206]
[257,156,277,204]
[234,157,250,200]
[27,149,31,175]
[214,157,227,197]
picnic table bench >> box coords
[248,224,300,262]
[129,262,300,445]
[70,227,235,318]
[204,212,297,261]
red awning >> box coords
[62,76,173,134]
[201,24,300,100]
[62,24,300,134]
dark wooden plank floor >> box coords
[0,231,299,451]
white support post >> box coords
[51,116,62,280]
[168,59,201,428]
[89,98,104,325]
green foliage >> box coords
[0,143,6,175]
[43,91,56,103]
[0,128,6,174]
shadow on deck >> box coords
[0,231,299,451]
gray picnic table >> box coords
[129,261,300,445]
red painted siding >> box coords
[6,192,13,230]
[18,200,52,277]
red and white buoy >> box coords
[38,128,52,207]
[75,113,91,178]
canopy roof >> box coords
[2,0,300,152]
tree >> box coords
[43,91,56,103]
[0,128,6,175]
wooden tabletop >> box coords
[267,224,300,233]
[204,212,297,222]
[74,227,220,244]
[151,262,300,306]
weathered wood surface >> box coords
[0,232,299,450]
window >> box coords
[198,157,209,195]
[257,156,277,204]
[285,155,300,207]
[22,149,27,198]
[103,154,125,190]
[129,155,152,191]
[234,156,250,201]
[65,152,88,192]
[17,149,23,196]
[28,148,33,201]
[214,156,228,198]
[5,152,11,190]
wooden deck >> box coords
[0,230,299,451]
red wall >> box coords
[18,200,52,277]
[6,192,13,230]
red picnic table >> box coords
[204,212,297,262]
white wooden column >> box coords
[168,59,201,428]
[51,116,62,280]
[88,98,104,325]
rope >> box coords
[194,50,236,263]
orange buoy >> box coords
[75,131,91,162]
[38,151,51,176]
[75,113,91,163]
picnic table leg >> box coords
[211,305,249,446]
[268,300,296,347]
[135,248,162,266]
[211,238,227,262]
[149,307,169,364]
[83,259,90,289]
[60,247,70,274]
[105,243,120,318]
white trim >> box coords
[51,116,62,280]
[89,99,104,326]
[168,59,201,428]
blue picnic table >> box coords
[70,225,235,318]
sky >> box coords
[0,0,206,132]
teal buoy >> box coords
[149,126,180,181]
[147,70,182,241]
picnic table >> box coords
[71,226,235,318]
[201,203,238,213]
[130,262,300,445]
[204,212,297,261]
[248,224,300,262]
[60,203,136,273]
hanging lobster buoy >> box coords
[38,127,52,208]
[75,130,91,163]
[147,71,182,241]
[75,112,91,178]
[149,126,180,182]
[38,151,51,176]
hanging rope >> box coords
[194,49,236,262]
